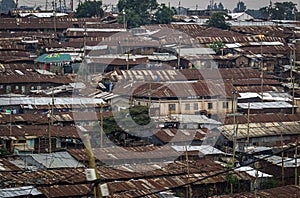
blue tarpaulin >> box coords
[35,53,72,63]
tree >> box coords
[260,1,298,20]
[209,41,225,55]
[153,4,175,24]
[213,3,218,10]
[207,12,231,30]
[218,3,224,11]
[0,0,16,14]
[233,1,246,13]
[75,0,104,18]
[118,0,158,28]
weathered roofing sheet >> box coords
[0,186,42,197]
[220,121,300,140]
[219,185,300,198]
[27,151,85,169]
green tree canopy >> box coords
[218,3,225,11]
[209,41,225,55]
[75,0,104,18]
[118,0,158,28]
[153,4,176,24]
[260,1,298,20]
[233,1,246,13]
[207,12,231,30]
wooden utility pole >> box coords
[100,105,103,148]
[83,22,87,60]
[295,137,298,185]
[292,77,295,115]
[53,0,57,37]
[259,34,264,101]
[232,115,238,163]
[177,35,182,70]
[9,109,12,153]
[281,130,285,185]
[149,82,152,106]
[47,105,51,153]
[185,145,192,198]
[247,102,250,144]
[84,134,102,198]
[254,162,259,198]
[126,53,129,71]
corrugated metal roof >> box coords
[0,125,81,138]
[114,80,232,98]
[219,185,300,198]
[0,158,22,172]
[0,97,105,106]
[238,102,295,109]
[0,111,112,125]
[69,145,181,163]
[115,68,276,83]
[255,155,300,168]
[0,186,42,197]
[171,145,225,155]
[153,128,208,143]
[235,166,273,178]
[220,120,300,140]
[26,151,84,169]
[38,184,90,198]
[0,64,72,84]
[176,47,216,55]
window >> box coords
[169,104,176,111]
[223,102,229,109]
[185,104,190,110]
[0,85,3,89]
[21,86,26,94]
[37,86,42,90]
[208,102,213,109]
[194,103,198,110]
[15,85,19,90]
[6,85,11,93]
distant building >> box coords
[228,12,254,21]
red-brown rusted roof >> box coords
[0,111,112,125]
[0,125,80,138]
[230,25,294,39]
[0,158,22,172]
[153,128,208,143]
[219,185,300,198]
[0,64,72,84]
[224,113,300,125]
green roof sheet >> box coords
[35,53,72,63]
